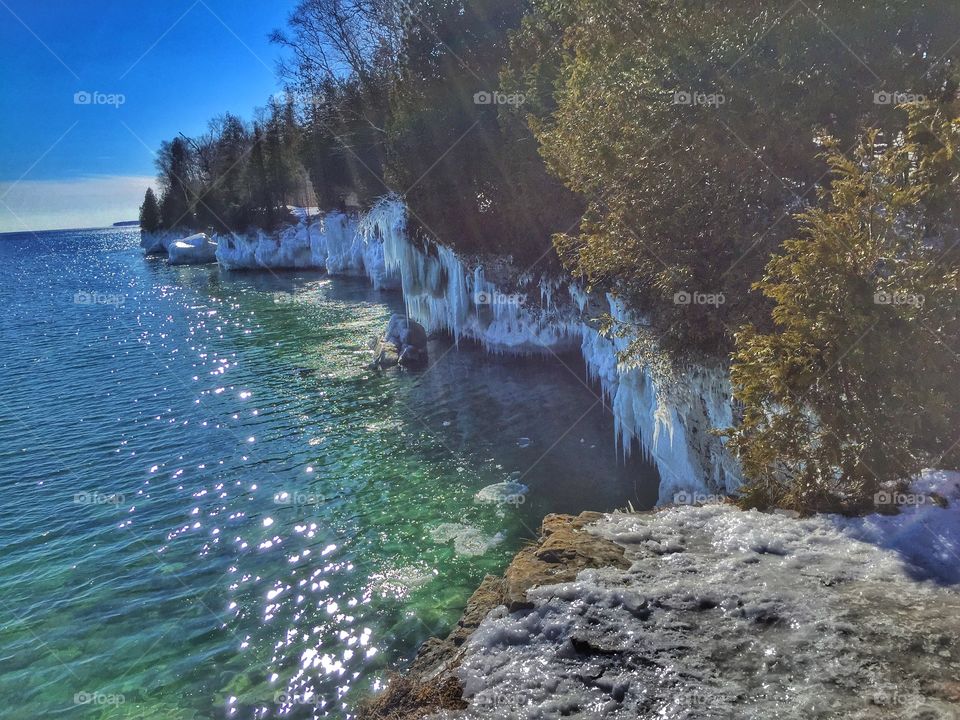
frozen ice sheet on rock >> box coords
[444,503,960,720]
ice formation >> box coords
[214,212,399,289]
[167,232,218,265]
[443,471,960,720]
[152,197,738,500]
[140,230,180,254]
[358,196,740,501]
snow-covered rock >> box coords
[167,233,217,265]
[140,230,180,255]
[445,471,960,720]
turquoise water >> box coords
[0,228,658,719]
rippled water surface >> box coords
[0,228,658,718]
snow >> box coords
[167,232,217,265]
[832,469,960,584]
[442,471,960,719]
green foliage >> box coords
[385,0,581,265]
[138,187,161,233]
[728,107,960,513]
[156,137,195,230]
[154,105,308,233]
[509,0,960,353]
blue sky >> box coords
[0,0,295,231]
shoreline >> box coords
[142,198,743,507]
[139,213,960,719]
[359,475,960,719]
[359,512,633,719]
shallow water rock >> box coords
[373,314,428,369]
[474,481,528,507]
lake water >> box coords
[0,227,659,718]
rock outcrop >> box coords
[357,512,629,719]
[372,314,428,369]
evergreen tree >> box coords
[728,108,960,513]
[246,123,275,227]
[139,187,162,233]
[156,137,196,229]
[510,0,960,353]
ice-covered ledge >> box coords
[147,197,741,501]
[213,212,399,289]
[359,197,741,502]
[361,470,960,719]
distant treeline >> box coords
[141,0,960,511]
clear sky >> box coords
[0,0,295,232]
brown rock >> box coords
[358,512,628,718]
[502,512,630,610]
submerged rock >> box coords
[474,481,528,507]
[374,340,400,368]
[372,314,428,369]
